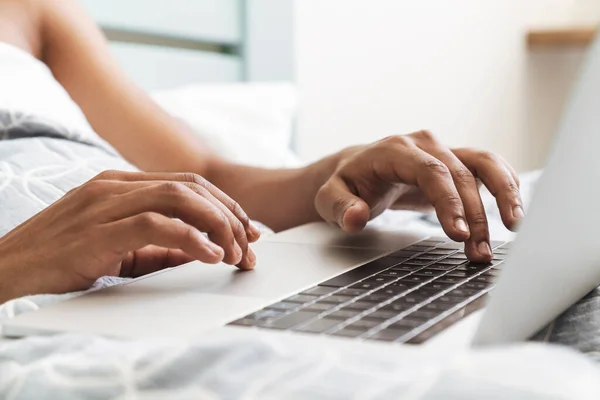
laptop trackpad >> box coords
[124,241,385,299]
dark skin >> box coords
[0,0,523,303]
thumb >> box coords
[315,177,371,233]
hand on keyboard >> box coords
[314,130,523,263]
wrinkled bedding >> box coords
[2,110,600,399]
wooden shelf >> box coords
[527,27,597,49]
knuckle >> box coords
[452,167,476,185]
[414,129,437,142]
[78,180,109,197]
[504,182,521,197]
[440,194,463,210]
[94,169,121,181]
[421,158,450,176]
[478,150,498,164]
[211,211,231,233]
[469,212,489,227]
[380,135,410,147]
[135,212,162,231]
[231,201,249,224]
[160,182,189,197]
[182,172,208,187]
[231,219,246,240]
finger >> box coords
[106,213,226,271]
[454,149,523,232]
[104,183,245,267]
[315,176,371,233]
[120,246,196,278]
[425,148,492,262]
[91,170,260,243]
[406,151,470,242]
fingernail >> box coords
[201,236,224,258]
[249,222,261,237]
[478,241,493,258]
[512,205,525,220]
[455,218,469,235]
[234,242,243,259]
[248,248,256,263]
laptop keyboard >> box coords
[230,237,510,344]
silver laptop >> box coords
[4,36,600,350]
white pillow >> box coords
[152,83,301,168]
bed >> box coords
[1,1,600,399]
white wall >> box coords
[294,0,600,171]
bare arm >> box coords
[39,0,328,232]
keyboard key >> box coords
[362,276,397,285]
[286,294,318,304]
[367,309,400,320]
[448,288,480,297]
[248,309,286,321]
[464,281,492,291]
[446,269,481,278]
[319,257,401,287]
[378,270,410,278]
[490,241,505,249]
[436,258,468,266]
[394,296,425,306]
[331,328,365,338]
[414,270,446,278]
[381,301,414,312]
[399,275,433,284]
[367,328,410,342]
[267,302,301,312]
[417,282,454,294]
[435,276,468,284]
[294,318,342,333]
[481,270,500,278]
[402,259,434,267]
[455,263,492,273]
[345,319,382,331]
[471,275,496,284]
[349,282,381,291]
[336,288,368,297]
[450,252,468,259]
[426,263,458,271]
[422,301,456,312]
[388,317,424,330]
[327,309,362,320]
[304,302,337,312]
[344,301,377,311]
[320,295,354,304]
[267,311,321,330]
[437,295,466,305]
[492,253,508,260]
[360,294,391,304]
[391,264,425,272]
[302,286,338,296]
[414,255,443,261]
[409,308,443,320]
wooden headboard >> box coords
[80,0,295,91]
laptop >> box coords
[4,35,600,350]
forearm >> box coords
[205,155,340,232]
